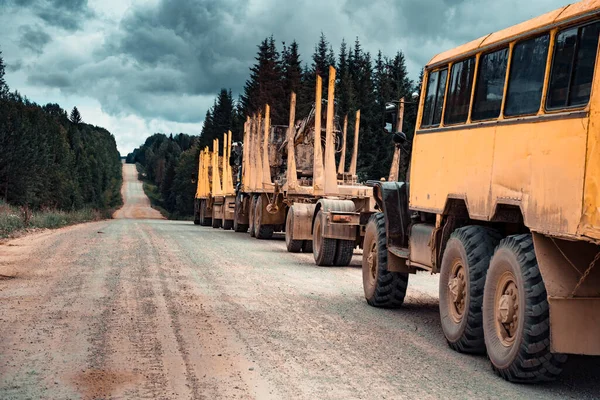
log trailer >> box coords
[194,131,236,229]
[234,66,375,266]
[363,0,600,382]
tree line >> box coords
[126,133,198,218]
[202,34,420,181]
[129,34,421,217]
[0,50,123,211]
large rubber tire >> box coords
[483,234,567,382]
[312,210,337,266]
[199,200,212,227]
[255,196,274,240]
[362,213,408,308]
[439,225,501,354]
[302,240,313,253]
[234,194,248,233]
[222,219,233,230]
[334,240,355,266]
[285,208,303,253]
[249,195,257,237]
[193,201,200,225]
[211,216,222,229]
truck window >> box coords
[504,34,549,116]
[547,21,600,109]
[421,68,448,127]
[444,57,475,125]
[472,48,509,121]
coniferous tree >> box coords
[336,39,357,172]
[241,36,285,124]
[281,40,303,116]
[212,89,234,142]
[70,106,82,124]
[0,49,8,98]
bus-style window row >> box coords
[421,20,600,129]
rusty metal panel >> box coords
[548,297,600,355]
[289,203,316,241]
[257,194,286,225]
[410,114,588,237]
[235,195,250,225]
[212,203,224,220]
[580,46,600,242]
[387,248,416,274]
[315,199,358,240]
[224,195,236,220]
[320,211,358,240]
[532,233,600,298]
[410,124,495,219]
[408,224,435,269]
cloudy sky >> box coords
[1,0,568,154]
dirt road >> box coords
[112,164,164,219]
[0,167,598,399]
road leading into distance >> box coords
[0,164,598,399]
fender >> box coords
[372,181,410,249]
[311,199,356,233]
[312,198,358,240]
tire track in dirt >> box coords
[2,214,599,399]
[0,221,115,399]
[166,225,600,400]
[144,221,278,400]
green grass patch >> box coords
[141,182,170,219]
[0,200,111,239]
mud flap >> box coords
[532,232,600,355]
[373,182,410,249]
[288,203,316,241]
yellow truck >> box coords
[363,0,600,382]
[234,66,375,266]
[194,132,236,229]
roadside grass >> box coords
[142,182,170,219]
[0,200,111,239]
[137,163,192,221]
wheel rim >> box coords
[447,260,467,323]
[285,211,292,246]
[494,271,519,346]
[367,241,377,281]
[255,198,261,230]
[314,218,321,254]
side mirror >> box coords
[393,131,407,144]
[383,122,393,134]
[411,92,419,100]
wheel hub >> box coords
[368,243,377,279]
[495,274,519,346]
[448,262,466,322]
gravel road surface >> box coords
[0,164,598,399]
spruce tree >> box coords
[70,106,82,124]
[0,49,9,98]
[212,89,234,143]
[241,36,285,124]
[281,40,303,116]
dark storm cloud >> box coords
[7,59,23,72]
[18,24,51,54]
[8,0,94,31]
[112,0,254,95]
[6,0,570,127]
[28,71,71,88]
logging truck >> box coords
[194,131,236,229]
[363,0,600,382]
[231,66,376,266]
